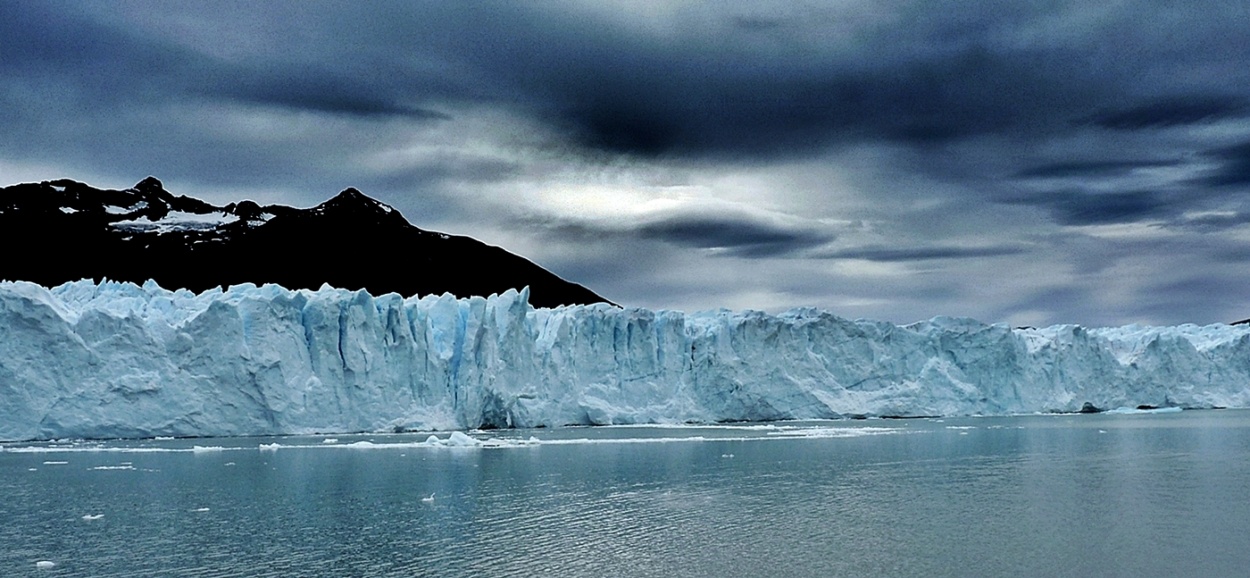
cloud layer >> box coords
[3,0,1250,325]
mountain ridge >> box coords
[0,177,610,308]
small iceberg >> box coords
[424,431,482,447]
[445,431,479,447]
[1105,406,1184,415]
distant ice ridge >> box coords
[3,279,1250,441]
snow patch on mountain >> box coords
[112,211,242,233]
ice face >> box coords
[2,280,1250,441]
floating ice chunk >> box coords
[765,426,902,439]
[82,514,104,520]
[445,432,480,447]
[1105,406,1184,415]
[36,560,56,569]
[258,443,281,452]
[321,438,339,444]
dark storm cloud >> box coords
[220,70,450,120]
[521,209,836,259]
[25,1,1096,160]
[6,1,1249,162]
[1005,189,1175,226]
[814,244,1027,262]
[1082,95,1248,130]
[0,1,466,212]
[0,4,203,107]
[548,45,1083,158]
[1015,160,1182,179]
[636,213,834,258]
[1196,140,1250,187]
[481,1,1250,160]
[0,3,450,120]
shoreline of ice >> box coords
[3,409,1235,456]
[3,279,1250,442]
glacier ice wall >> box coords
[3,280,1250,441]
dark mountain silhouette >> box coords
[0,177,611,308]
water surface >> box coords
[4,410,1250,577]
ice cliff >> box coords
[3,280,1250,441]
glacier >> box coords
[3,279,1250,441]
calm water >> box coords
[4,410,1250,577]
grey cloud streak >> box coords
[521,205,839,260]
[814,245,1029,263]
[635,214,835,258]
[1082,95,1249,130]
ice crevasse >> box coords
[2,279,1250,441]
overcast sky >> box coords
[3,1,1250,326]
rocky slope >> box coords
[0,177,608,308]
